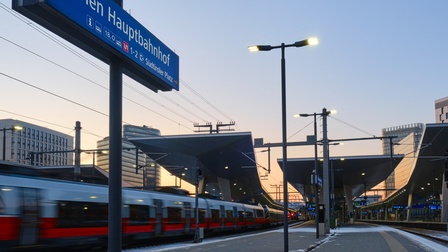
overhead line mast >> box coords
[193,121,236,134]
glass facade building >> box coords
[381,123,424,198]
[96,125,161,188]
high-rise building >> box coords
[0,119,73,165]
[435,96,448,123]
[381,123,424,197]
[96,125,161,188]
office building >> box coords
[435,96,448,123]
[0,119,73,165]
[96,125,161,188]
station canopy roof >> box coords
[130,132,279,207]
[365,123,448,208]
[405,124,448,201]
[278,154,404,200]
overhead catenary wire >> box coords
[0,2,233,130]
[1,2,291,196]
[0,3,242,159]
[0,72,111,118]
[0,34,195,131]
[329,116,377,137]
[0,109,104,140]
[181,80,233,122]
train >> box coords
[0,171,284,251]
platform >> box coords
[125,222,448,252]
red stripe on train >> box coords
[0,217,20,241]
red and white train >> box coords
[0,172,284,251]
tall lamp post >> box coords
[2,125,23,161]
[296,108,335,234]
[295,112,319,237]
[249,37,318,251]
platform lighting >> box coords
[248,37,319,52]
[249,37,318,252]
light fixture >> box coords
[249,38,318,250]
[248,37,319,52]
[12,125,23,131]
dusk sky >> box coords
[1,1,447,193]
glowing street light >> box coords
[248,37,318,251]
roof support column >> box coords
[217,177,232,201]
[384,204,388,220]
[198,176,206,195]
[442,172,448,222]
[406,192,413,221]
[343,185,354,224]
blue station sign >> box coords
[13,0,179,91]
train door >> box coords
[233,206,237,228]
[154,199,163,235]
[184,202,191,232]
[219,205,225,229]
[19,188,39,246]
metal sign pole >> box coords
[108,2,123,251]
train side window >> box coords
[129,204,150,226]
[0,198,4,214]
[226,210,233,222]
[238,211,245,222]
[58,201,108,228]
[0,188,9,214]
[246,211,254,221]
[0,187,18,215]
[256,209,264,218]
[211,209,220,222]
[167,207,182,224]
[198,208,206,223]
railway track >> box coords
[398,227,448,246]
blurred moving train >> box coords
[0,171,284,251]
